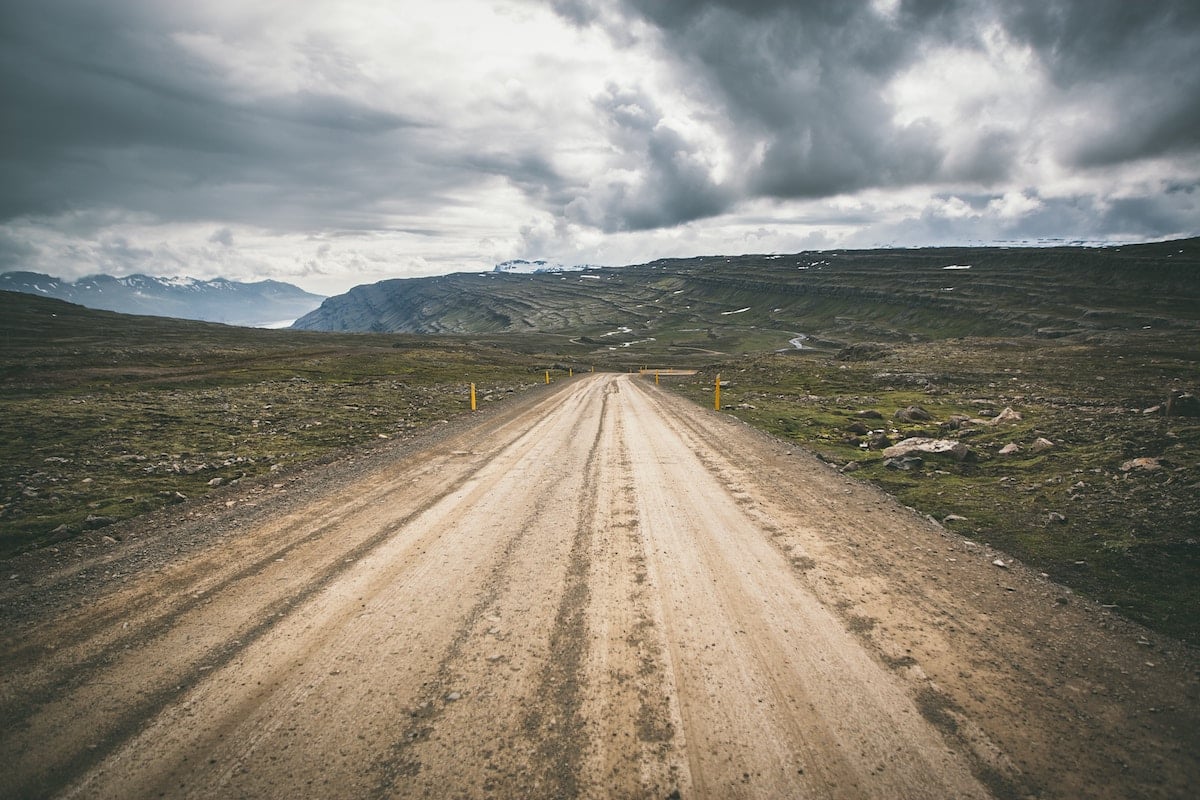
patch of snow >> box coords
[493,259,586,274]
[159,276,202,288]
[721,307,751,315]
[789,335,808,350]
[257,319,298,329]
[942,264,972,270]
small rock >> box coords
[445,691,462,702]
[884,456,922,471]
[866,433,891,450]
[846,421,870,435]
[998,443,1022,456]
[895,405,933,422]
[1031,437,1055,452]
[992,559,1009,569]
[207,477,224,487]
[855,409,884,419]
[1165,391,1200,417]
[1120,457,1162,472]
[1047,512,1068,524]
[737,403,756,410]
[942,514,968,524]
[988,407,1023,425]
[840,461,861,473]
[942,414,974,430]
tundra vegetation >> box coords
[2,238,1198,642]
[0,292,541,558]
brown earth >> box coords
[1,374,1197,799]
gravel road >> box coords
[2,373,1197,798]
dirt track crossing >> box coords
[2,374,1197,798]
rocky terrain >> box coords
[4,238,1198,646]
[293,239,1200,359]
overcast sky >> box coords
[2,0,1198,295]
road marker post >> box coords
[545,370,550,384]
[569,368,573,377]
[655,370,659,385]
[470,383,476,412]
[714,373,721,410]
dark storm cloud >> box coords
[566,83,732,232]
[999,0,1200,167]
[562,0,1200,214]
[0,0,439,231]
[595,0,955,200]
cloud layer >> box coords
[1,0,1197,292]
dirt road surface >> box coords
[2,374,1197,799]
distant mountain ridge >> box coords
[291,239,1200,352]
[0,272,324,327]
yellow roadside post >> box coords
[545,370,550,384]
[470,383,476,412]
[655,370,659,385]
[569,368,573,377]
[714,373,721,410]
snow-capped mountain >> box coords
[492,259,586,274]
[0,272,325,327]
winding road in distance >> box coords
[2,374,1197,798]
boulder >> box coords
[884,456,923,471]
[988,407,1023,425]
[1031,437,1055,452]
[883,437,971,461]
[942,414,974,430]
[855,409,885,419]
[998,443,1022,455]
[895,405,933,422]
[1121,457,1163,472]
[866,432,891,450]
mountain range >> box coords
[291,239,1200,355]
[0,272,325,328]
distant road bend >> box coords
[2,375,1197,798]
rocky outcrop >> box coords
[882,437,972,461]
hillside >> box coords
[0,291,545,558]
[0,271,324,327]
[293,239,1200,357]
